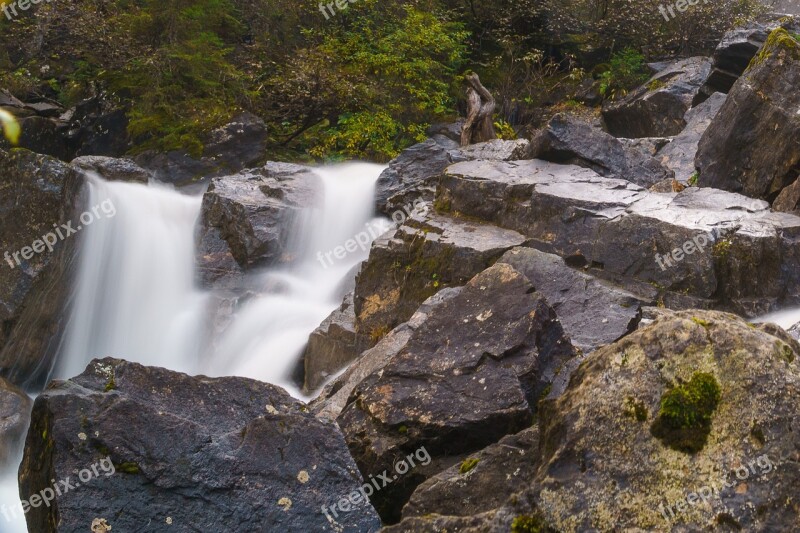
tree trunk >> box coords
[460,73,496,146]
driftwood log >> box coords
[460,73,496,146]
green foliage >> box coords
[688,171,699,186]
[511,513,552,533]
[651,372,721,453]
[493,118,517,140]
[597,49,649,101]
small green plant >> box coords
[597,48,650,101]
[650,372,721,453]
[511,513,551,533]
[493,118,517,140]
[688,171,699,186]
[646,79,666,92]
[459,457,479,474]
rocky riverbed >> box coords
[1,16,800,533]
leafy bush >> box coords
[597,49,649,101]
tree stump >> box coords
[460,73,497,146]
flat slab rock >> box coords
[19,358,380,532]
[437,159,800,316]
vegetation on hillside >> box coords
[0,0,767,160]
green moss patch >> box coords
[511,512,553,533]
[459,457,479,474]
[748,28,800,70]
[623,396,649,422]
[115,462,141,474]
[650,372,721,453]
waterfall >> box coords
[58,162,385,394]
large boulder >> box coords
[375,137,531,215]
[195,162,321,289]
[0,149,85,388]
[352,210,526,348]
[655,92,727,182]
[436,159,800,317]
[339,263,576,522]
[20,358,381,532]
[498,247,648,354]
[697,17,800,100]
[602,57,712,138]
[530,113,673,187]
[695,28,800,204]
[530,310,800,531]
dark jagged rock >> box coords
[602,57,712,138]
[312,288,462,421]
[196,162,321,289]
[0,376,30,464]
[530,114,673,187]
[696,28,800,203]
[436,159,800,317]
[498,247,648,353]
[529,310,800,531]
[697,17,800,100]
[399,426,540,521]
[20,358,380,533]
[135,112,269,187]
[352,210,526,349]
[655,92,726,182]
[375,138,463,215]
[339,263,576,523]
[0,149,85,388]
[302,292,357,392]
[71,156,151,184]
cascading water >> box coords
[1,162,387,532]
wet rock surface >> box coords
[0,376,31,464]
[656,92,726,182]
[195,162,321,289]
[696,28,800,204]
[70,156,151,184]
[340,263,576,522]
[20,358,380,533]
[602,57,712,138]
[302,292,358,392]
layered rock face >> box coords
[530,113,673,187]
[436,159,800,316]
[20,358,380,533]
[602,57,712,138]
[696,29,800,204]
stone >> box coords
[530,114,673,187]
[302,293,357,392]
[696,28,800,203]
[602,57,712,138]
[20,358,381,532]
[0,376,31,464]
[71,156,151,183]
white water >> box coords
[1,162,386,531]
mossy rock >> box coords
[650,372,721,453]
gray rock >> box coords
[71,156,151,183]
[0,149,84,389]
[498,247,648,353]
[696,28,800,204]
[0,376,30,464]
[339,263,576,522]
[20,358,381,533]
[530,310,800,531]
[602,57,712,138]
[457,138,531,161]
[437,158,800,317]
[135,112,269,187]
[656,92,727,181]
[352,210,527,349]
[530,114,673,187]
[196,162,321,289]
[302,292,357,392]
